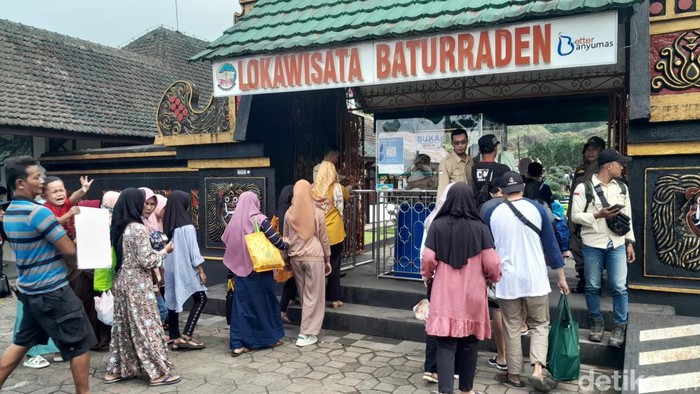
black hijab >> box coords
[276,185,293,236]
[163,190,192,240]
[425,183,495,269]
[110,188,145,271]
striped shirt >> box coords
[2,197,69,295]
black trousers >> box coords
[168,291,208,339]
[326,242,343,301]
[280,277,298,312]
[424,279,459,373]
[436,336,479,394]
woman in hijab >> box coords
[139,187,168,325]
[276,185,298,324]
[105,188,180,387]
[419,182,454,384]
[163,191,208,350]
[222,191,289,356]
[284,180,331,347]
[421,183,502,394]
[312,161,349,309]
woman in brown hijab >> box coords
[284,180,331,347]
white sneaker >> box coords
[23,355,50,369]
[296,334,318,347]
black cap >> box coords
[597,149,632,166]
[478,134,500,153]
[585,136,606,150]
[500,171,525,194]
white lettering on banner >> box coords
[212,11,618,96]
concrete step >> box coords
[285,302,625,369]
[339,280,675,331]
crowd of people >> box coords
[422,131,634,393]
[0,132,635,394]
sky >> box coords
[0,0,241,48]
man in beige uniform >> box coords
[437,129,474,197]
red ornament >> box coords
[175,98,181,105]
[650,1,664,14]
[170,103,176,111]
[678,0,693,11]
[177,114,183,122]
[168,96,176,103]
[182,109,188,116]
[178,104,184,111]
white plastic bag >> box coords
[412,298,429,322]
[94,290,114,326]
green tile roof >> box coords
[193,0,643,61]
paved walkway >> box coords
[0,295,619,393]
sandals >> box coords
[170,338,205,351]
[104,374,135,384]
[332,301,343,309]
[23,355,49,369]
[149,373,181,386]
[271,339,284,348]
[281,312,291,324]
[496,373,526,388]
[422,372,438,383]
[488,356,508,371]
[231,347,250,357]
[529,375,552,392]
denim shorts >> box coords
[15,285,97,360]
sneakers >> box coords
[296,334,318,347]
[608,323,627,348]
[589,319,604,342]
[23,355,50,369]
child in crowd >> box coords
[42,176,93,239]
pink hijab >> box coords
[221,191,267,277]
[154,194,167,231]
[139,187,161,232]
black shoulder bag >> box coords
[592,184,630,236]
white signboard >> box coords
[416,132,444,150]
[75,207,112,269]
[212,11,618,96]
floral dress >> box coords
[107,222,172,380]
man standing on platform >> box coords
[571,149,635,348]
[437,129,474,197]
[568,136,606,293]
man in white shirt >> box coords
[484,171,569,392]
[571,149,635,348]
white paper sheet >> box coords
[74,207,112,269]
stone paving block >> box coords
[357,365,378,374]
[339,361,362,373]
[505,388,530,394]
[557,381,581,391]
[374,381,397,392]
[483,384,508,394]
[345,333,365,340]
[305,370,328,380]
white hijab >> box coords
[420,182,456,256]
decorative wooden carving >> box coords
[651,30,700,92]
[652,173,700,271]
[204,178,265,249]
[157,81,230,137]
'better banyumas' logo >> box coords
[558,32,615,57]
[558,33,575,56]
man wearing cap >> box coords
[483,171,569,392]
[472,134,510,206]
[437,129,474,197]
[571,149,635,348]
[568,136,606,293]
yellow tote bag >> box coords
[245,219,285,272]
